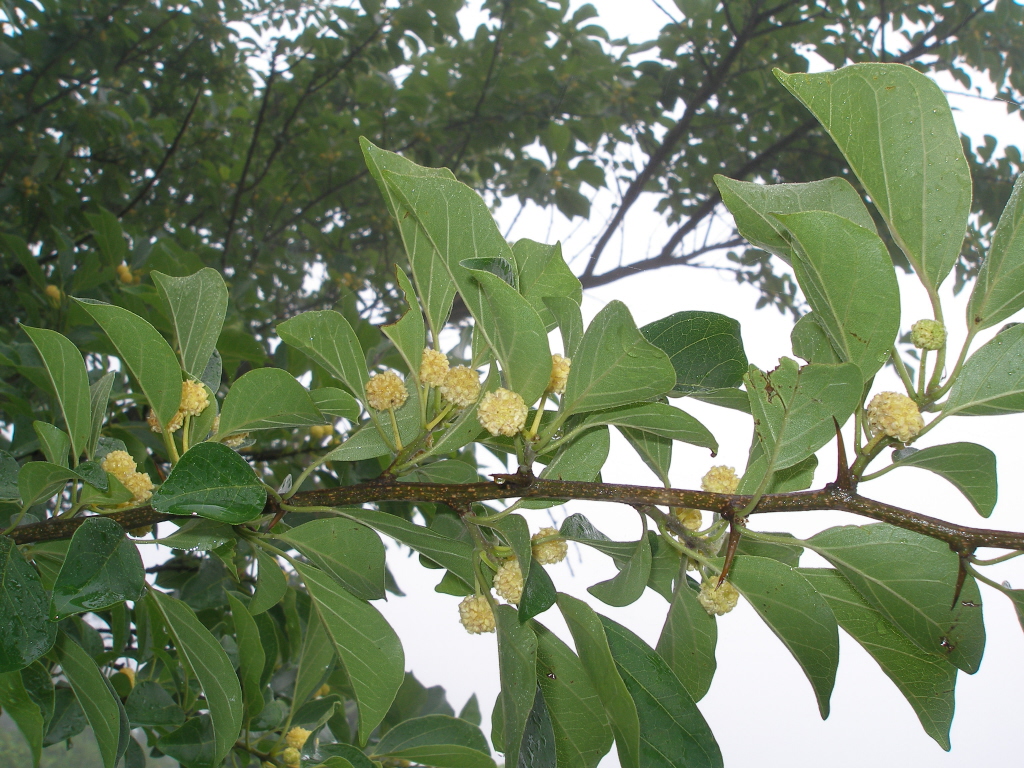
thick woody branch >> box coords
[8,478,1024,553]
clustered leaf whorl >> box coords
[911,319,946,350]
[458,594,496,634]
[548,353,571,395]
[531,527,568,565]
[419,347,450,388]
[866,391,924,443]
[440,366,481,408]
[494,558,524,605]
[701,465,739,494]
[477,387,528,436]
[365,370,409,411]
[697,580,740,616]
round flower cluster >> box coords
[44,284,63,306]
[440,366,481,408]
[547,354,571,395]
[911,319,946,350]
[365,370,408,411]
[420,348,450,388]
[315,683,331,698]
[866,391,924,443]
[701,465,739,494]
[494,559,524,605]
[477,388,528,436]
[531,527,568,565]
[285,727,311,750]
[116,263,136,285]
[101,450,154,505]
[309,424,334,441]
[673,508,703,531]
[697,580,740,616]
[281,747,301,767]
[223,432,249,449]
[148,380,210,433]
[458,594,496,634]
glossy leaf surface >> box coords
[152,442,266,523]
[51,517,145,619]
[640,310,748,394]
[0,537,55,673]
[218,367,325,435]
[152,268,229,379]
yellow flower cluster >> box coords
[531,527,567,565]
[477,388,527,436]
[148,380,210,433]
[285,727,311,750]
[115,263,139,285]
[911,319,946,350]
[494,559,524,605]
[365,370,408,411]
[420,348,450,388]
[439,366,481,408]
[697,580,740,616]
[117,667,135,688]
[458,594,496,634]
[309,424,334,441]
[101,450,154,504]
[673,508,703,531]
[866,391,924,443]
[701,465,739,494]
[281,747,301,767]
[547,354,571,395]
[314,683,331,698]
[223,432,249,448]
[44,284,63,306]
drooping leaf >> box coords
[588,534,652,607]
[519,559,557,624]
[776,64,971,290]
[153,519,235,552]
[809,524,985,674]
[277,310,369,400]
[944,323,1024,415]
[0,536,55,673]
[518,687,557,768]
[22,326,92,461]
[494,605,538,768]
[573,402,717,454]
[151,442,267,523]
[278,518,386,601]
[0,670,44,766]
[887,442,997,517]
[640,310,748,394]
[799,568,957,750]
[150,591,243,765]
[656,575,717,702]
[249,548,288,615]
[726,555,839,718]
[544,296,584,358]
[297,563,404,745]
[775,211,900,380]
[968,172,1024,331]
[218,367,325,435]
[226,593,266,722]
[620,427,673,486]
[152,269,229,379]
[50,517,145,619]
[76,300,183,429]
[371,714,495,768]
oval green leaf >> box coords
[278,518,386,601]
[889,442,997,517]
[151,442,266,523]
[22,326,92,461]
[218,367,326,436]
[944,323,1024,415]
[0,537,55,673]
[152,269,229,379]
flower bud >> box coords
[866,391,924,443]
[439,365,481,408]
[531,527,568,565]
[494,559,524,605]
[911,319,946,351]
[420,348,449,388]
[285,727,312,750]
[101,450,137,484]
[116,263,134,285]
[43,284,63,306]
[180,379,209,418]
[365,370,409,411]
[123,472,154,504]
[281,747,301,767]
[547,354,571,395]
[697,580,740,616]
[477,388,527,437]
[673,508,702,531]
[701,466,739,494]
[458,594,495,634]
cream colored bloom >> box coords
[701,465,739,494]
[223,432,249,448]
[531,527,568,565]
[697,580,740,616]
[477,388,527,437]
[911,319,946,351]
[673,508,702,531]
[147,406,184,433]
[547,354,571,395]
[285,727,312,750]
[123,472,154,504]
[866,391,924,443]
[439,366,481,408]
[365,370,409,411]
[281,747,301,767]
[494,559,524,605]
[458,594,496,634]
[420,348,450,388]
[179,379,209,417]
[101,450,137,484]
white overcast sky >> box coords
[368,3,1024,768]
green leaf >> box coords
[152,269,229,379]
[588,534,652,607]
[944,323,1024,415]
[124,680,186,727]
[226,593,266,722]
[515,239,583,330]
[714,175,876,264]
[544,296,584,358]
[533,622,612,768]
[519,687,557,768]
[494,605,538,768]
[688,388,751,413]
[776,64,971,289]
[22,326,92,460]
[791,313,842,365]
[371,714,495,767]
[774,211,900,380]
[556,593,640,768]
[656,575,717,702]
[84,207,127,266]
[601,615,723,768]
[152,519,235,552]
[809,524,985,674]
[519,559,557,624]
[76,300,183,429]
[218,367,325,435]
[276,310,369,399]
[278,518,385,601]
[562,301,676,416]
[0,670,44,767]
[55,633,129,768]
[291,610,334,716]
[382,266,427,378]
[640,311,748,394]
[620,428,673,486]
[87,372,116,460]
[0,451,20,501]
[574,402,717,454]
[1,234,47,290]
[522,426,609,510]
[799,568,957,750]
[151,442,266,523]
[17,461,105,508]
[310,387,362,422]
[744,358,861,474]
[887,443,997,517]
[50,517,145,620]
[249,548,287,615]
[297,563,404,744]
[968,172,1024,330]
[150,591,243,765]
[482,513,531,585]
[33,421,70,467]
[726,555,839,718]
[361,138,458,341]
[157,714,218,768]
[0,536,55,673]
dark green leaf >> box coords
[518,687,557,768]
[311,387,362,422]
[250,548,287,614]
[151,442,266,523]
[382,266,426,375]
[124,680,186,728]
[544,296,584,358]
[944,323,1024,415]
[291,606,334,714]
[495,605,538,768]
[791,312,842,365]
[0,536,55,672]
[574,402,717,454]
[515,239,583,330]
[620,427,673,486]
[43,686,86,746]
[371,714,495,767]
[0,670,44,766]
[152,269,229,379]
[519,559,557,623]
[218,367,325,435]
[227,593,266,721]
[278,518,385,601]
[523,426,608,509]
[153,518,235,551]
[21,326,92,461]
[87,372,116,460]
[588,534,652,607]
[33,421,69,467]
[656,575,717,702]
[887,442,997,517]
[641,311,747,394]
[157,714,218,768]
[968,172,1024,330]
[276,310,369,399]
[0,451,19,501]
[84,208,127,266]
